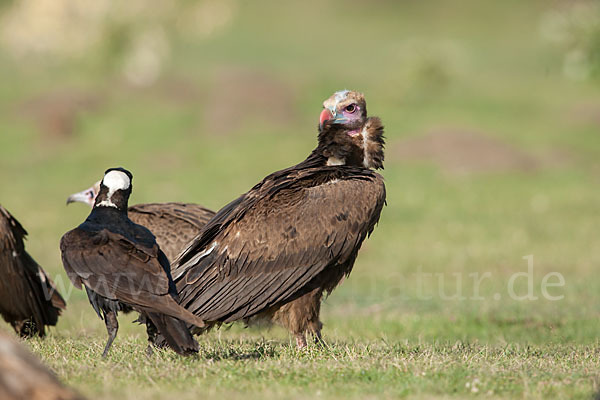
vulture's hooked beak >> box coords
[66,186,96,206]
[319,107,348,129]
[319,108,333,130]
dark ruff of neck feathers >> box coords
[314,116,384,170]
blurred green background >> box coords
[1,0,600,398]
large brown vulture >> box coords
[171,90,386,347]
[0,331,85,400]
[60,168,205,357]
[0,205,66,337]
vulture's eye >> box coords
[345,104,357,113]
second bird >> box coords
[60,168,205,357]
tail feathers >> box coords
[146,312,198,356]
[149,294,206,330]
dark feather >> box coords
[145,312,198,355]
[127,202,214,261]
[0,205,65,337]
[60,213,204,328]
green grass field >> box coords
[1,0,600,398]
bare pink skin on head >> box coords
[319,90,366,136]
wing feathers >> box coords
[1,205,65,336]
[61,227,205,328]
[176,170,386,323]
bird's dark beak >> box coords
[319,108,333,129]
[66,186,96,207]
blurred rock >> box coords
[0,331,85,400]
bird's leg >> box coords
[101,311,119,358]
[144,317,158,357]
[295,333,307,349]
[313,329,324,346]
[313,319,324,346]
[11,321,24,336]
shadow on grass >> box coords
[199,340,279,361]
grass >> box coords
[1,0,600,398]
[24,334,600,399]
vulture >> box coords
[171,90,386,347]
[0,331,85,400]
[66,184,214,262]
[0,205,66,337]
[60,168,205,357]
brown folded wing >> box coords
[60,228,204,328]
[127,202,215,261]
[175,171,385,323]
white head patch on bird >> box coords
[95,168,133,210]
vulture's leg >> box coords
[312,319,324,346]
[295,333,307,348]
[10,321,23,336]
[101,311,118,358]
[144,317,159,357]
[313,329,323,345]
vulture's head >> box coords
[93,168,133,211]
[66,181,100,207]
[317,90,384,170]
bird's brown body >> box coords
[0,331,84,400]
[171,90,386,346]
[0,205,66,337]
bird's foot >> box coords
[313,334,325,347]
[295,334,308,349]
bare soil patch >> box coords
[204,67,297,135]
[17,89,105,138]
[391,129,540,174]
